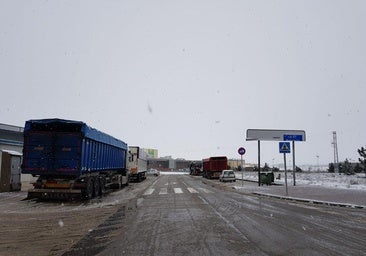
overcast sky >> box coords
[1,1,365,166]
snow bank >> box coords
[236,172,366,190]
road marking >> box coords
[197,188,213,193]
[159,188,168,195]
[143,188,155,195]
[142,187,212,196]
[187,188,199,193]
[174,188,183,194]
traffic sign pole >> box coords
[241,154,243,187]
[258,141,261,186]
[284,152,288,196]
[279,142,290,196]
[237,147,246,187]
[292,141,296,186]
[246,130,305,189]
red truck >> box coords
[202,156,228,179]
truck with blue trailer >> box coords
[21,118,129,199]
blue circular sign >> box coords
[238,147,246,155]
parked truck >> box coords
[21,118,129,199]
[202,156,228,179]
[189,161,202,176]
[128,146,147,182]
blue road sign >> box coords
[279,142,291,153]
[238,147,246,155]
[283,134,303,141]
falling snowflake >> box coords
[58,220,64,228]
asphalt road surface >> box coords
[98,174,366,256]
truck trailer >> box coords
[127,146,147,182]
[202,156,228,179]
[21,118,129,199]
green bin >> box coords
[260,172,274,185]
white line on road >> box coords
[159,188,168,195]
[174,188,183,194]
[187,188,199,193]
[143,188,155,195]
[143,187,213,196]
[197,188,213,193]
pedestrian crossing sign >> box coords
[279,142,291,153]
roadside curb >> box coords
[252,192,366,209]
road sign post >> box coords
[279,142,291,196]
[283,134,304,186]
[284,152,288,196]
[238,147,246,187]
[292,141,296,186]
[241,154,243,187]
[246,129,306,188]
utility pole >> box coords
[332,131,339,172]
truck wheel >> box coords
[86,177,94,199]
[119,176,123,189]
[100,178,105,195]
[94,178,100,197]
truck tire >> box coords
[83,177,94,199]
[100,177,105,195]
[118,175,123,189]
[94,177,100,198]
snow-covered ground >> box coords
[236,171,366,190]
[158,170,366,190]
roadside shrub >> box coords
[350,179,359,185]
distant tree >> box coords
[295,166,303,172]
[272,167,280,172]
[354,163,363,173]
[358,146,366,176]
[263,163,270,172]
[342,159,354,175]
[328,163,335,173]
[338,163,344,173]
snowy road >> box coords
[97,174,366,256]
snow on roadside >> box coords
[235,172,366,190]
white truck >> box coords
[128,146,147,182]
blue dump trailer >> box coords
[22,118,129,199]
